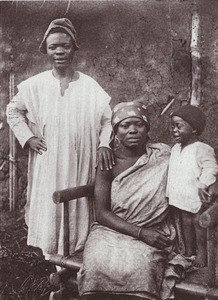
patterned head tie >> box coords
[111,101,150,133]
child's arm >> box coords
[197,144,218,203]
[198,144,218,188]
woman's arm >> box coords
[94,166,171,249]
[95,165,139,238]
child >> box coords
[167,104,218,267]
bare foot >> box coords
[193,250,207,267]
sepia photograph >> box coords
[0,0,218,299]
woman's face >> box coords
[116,117,149,149]
[46,32,75,70]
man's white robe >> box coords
[7,70,111,255]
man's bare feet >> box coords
[193,249,207,267]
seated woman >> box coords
[78,101,177,300]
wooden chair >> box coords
[48,185,218,300]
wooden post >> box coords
[207,227,216,287]
[190,9,201,106]
[63,201,69,257]
[199,201,218,288]
[9,70,17,211]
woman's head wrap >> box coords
[39,18,79,54]
[171,104,206,135]
[111,101,150,133]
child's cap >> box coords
[171,104,206,135]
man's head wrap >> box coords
[39,18,79,54]
[171,104,206,135]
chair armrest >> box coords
[199,202,218,228]
[48,253,82,270]
[53,184,94,204]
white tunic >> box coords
[7,70,112,255]
[167,142,218,213]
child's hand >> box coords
[198,188,211,204]
[208,181,218,202]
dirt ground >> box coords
[0,210,57,300]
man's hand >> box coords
[140,227,172,250]
[97,147,115,171]
[27,136,47,155]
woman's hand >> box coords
[97,147,115,171]
[139,227,172,250]
[26,136,47,155]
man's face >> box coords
[46,32,75,70]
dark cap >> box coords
[171,104,206,135]
[39,18,79,54]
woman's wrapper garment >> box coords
[78,143,189,300]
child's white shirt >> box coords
[166,141,218,213]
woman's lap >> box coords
[78,225,166,299]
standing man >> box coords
[7,18,114,258]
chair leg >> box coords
[65,276,79,294]
[49,287,66,300]
[49,288,80,300]
[50,275,79,300]
[50,268,72,286]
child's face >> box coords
[171,116,196,146]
